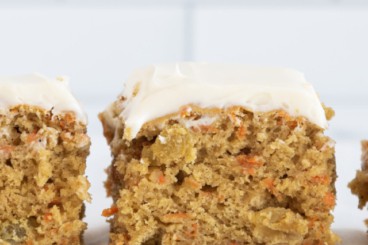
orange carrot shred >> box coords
[307,216,319,229]
[276,110,292,125]
[262,177,282,199]
[323,192,335,208]
[228,110,242,125]
[236,155,262,166]
[43,213,53,222]
[236,125,246,139]
[311,175,331,185]
[158,174,165,184]
[161,212,190,223]
[217,194,225,202]
[185,178,200,189]
[180,106,191,118]
[263,178,274,190]
[102,205,118,217]
[199,125,217,133]
[0,145,15,152]
[242,167,256,175]
[27,133,38,143]
[287,120,298,130]
[236,155,263,175]
[185,223,198,238]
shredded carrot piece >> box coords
[167,213,188,218]
[199,125,217,133]
[158,174,165,184]
[236,155,262,166]
[185,178,200,189]
[228,111,241,125]
[43,213,53,222]
[236,155,263,175]
[185,223,198,238]
[26,133,38,143]
[287,120,298,130]
[307,216,319,229]
[243,167,255,175]
[323,192,335,208]
[149,170,165,185]
[276,110,292,126]
[0,145,15,152]
[311,175,331,185]
[192,223,197,231]
[161,212,190,224]
[65,113,75,124]
[102,205,118,217]
[236,125,246,139]
[180,106,192,118]
[59,113,75,128]
[262,177,282,199]
[276,110,291,119]
[26,240,34,245]
[217,194,225,202]
[263,178,274,190]
[276,110,301,129]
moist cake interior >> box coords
[100,103,338,245]
[0,105,90,244]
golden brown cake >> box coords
[349,140,368,225]
[0,75,90,244]
[100,63,338,245]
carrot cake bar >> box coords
[349,140,368,225]
[0,74,90,244]
[99,63,338,245]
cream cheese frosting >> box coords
[0,73,86,123]
[114,62,327,139]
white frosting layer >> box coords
[0,73,86,123]
[117,63,327,139]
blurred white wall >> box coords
[0,5,186,107]
[1,1,368,240]
[193,6,368,105]
[0,0,367,138]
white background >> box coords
[0,0,367,244]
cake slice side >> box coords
[100,103,338,245]
[349,140,368,224]
[0,105,91,244]
[0,73,90,245]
